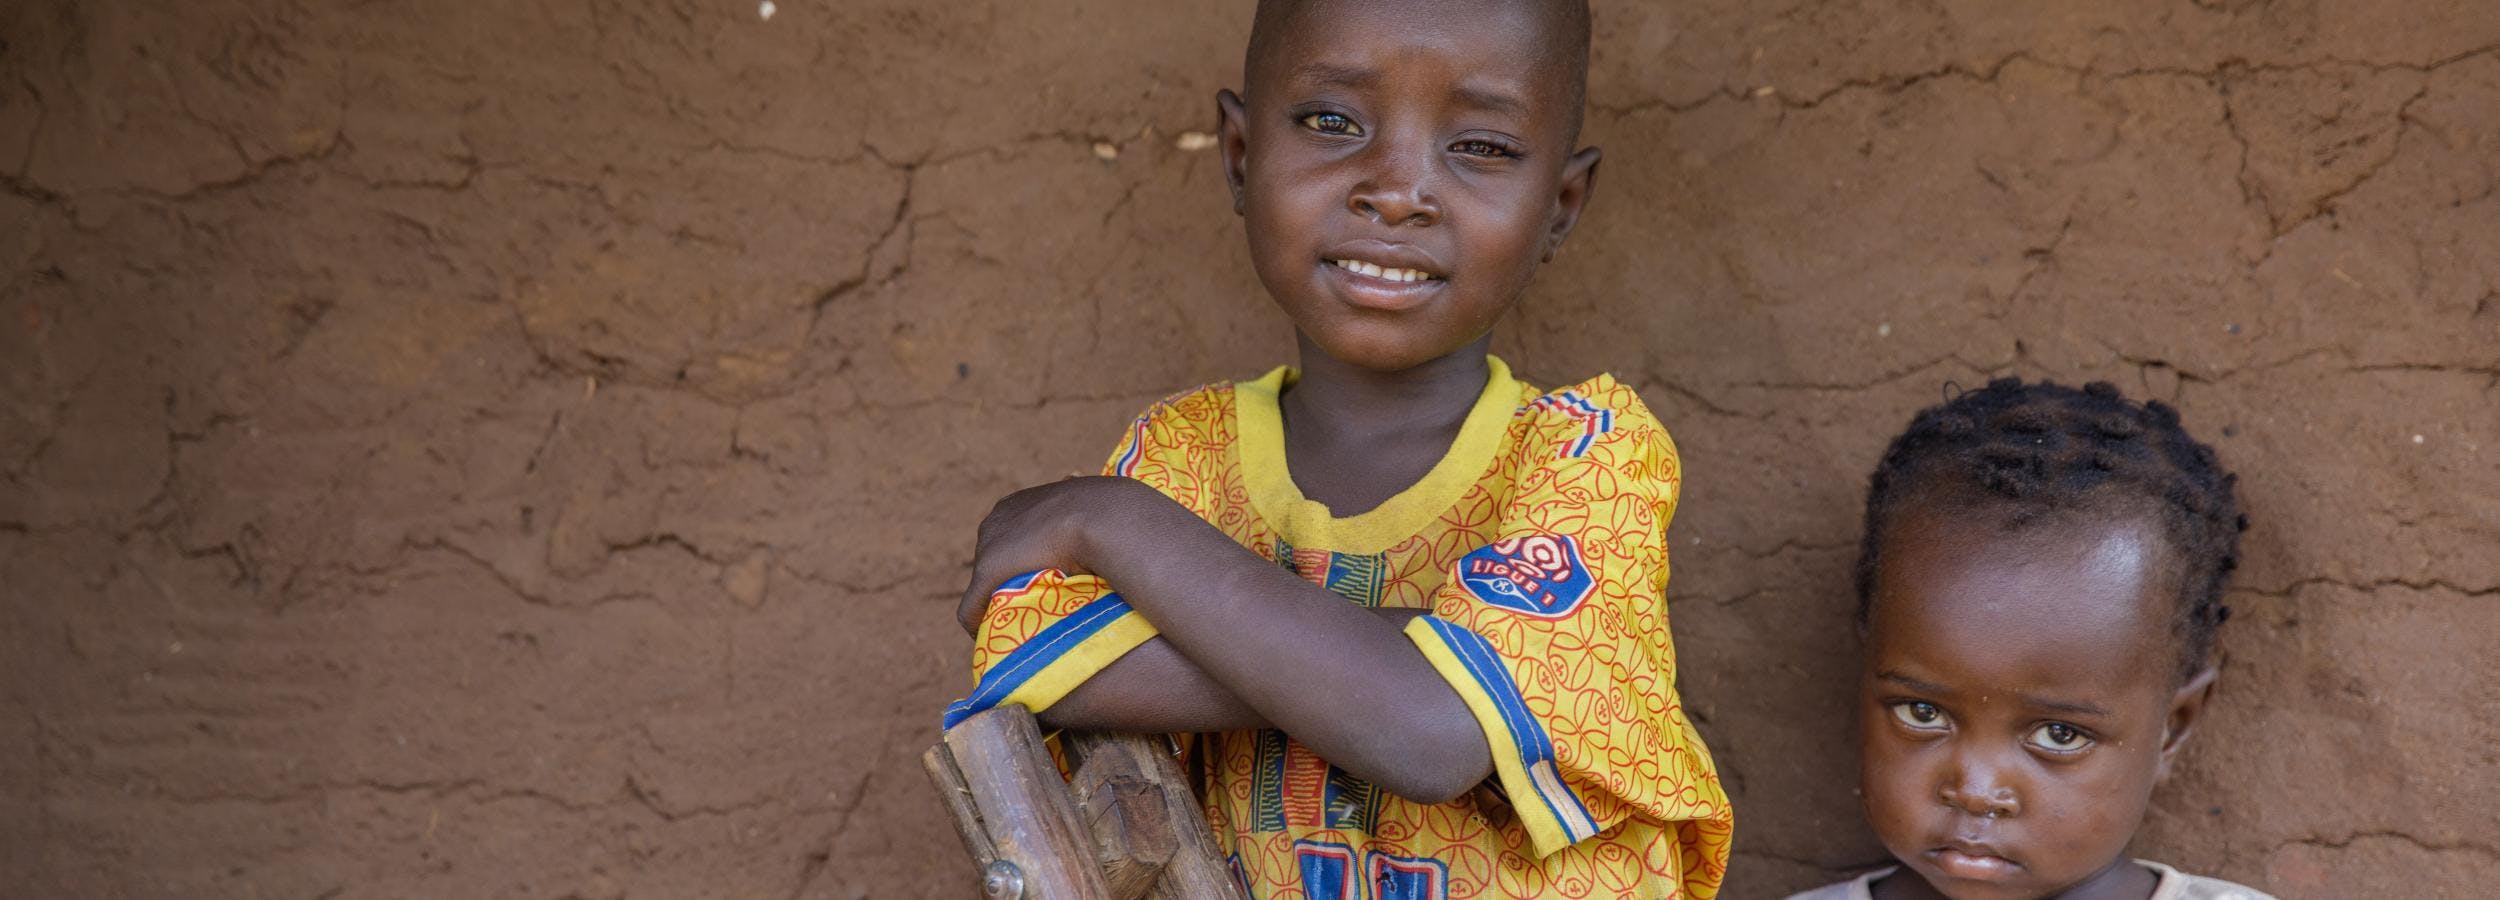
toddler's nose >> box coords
[1940,785,2020,820]
[1939,773,2020,819]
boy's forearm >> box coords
[1036,606,1431,734]
[1038,637,1271,732]
[1083,486,1494,803]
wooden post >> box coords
[935,707,1115,899]
[1074,776,1174,899]
[921,743,998,868]
[926,710,1245,900]
[1063,732,1249,900]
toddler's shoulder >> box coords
[2141,860,2278,900]
[1778,868,1885,900]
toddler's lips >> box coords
[1320,257,1443,311]
[1927,843,2021,881]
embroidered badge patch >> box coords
[1455,534,1595,618]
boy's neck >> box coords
[1275,333,1494,517]
[1281,334,1493,437]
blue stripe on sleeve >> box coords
[942,592,1134,729]
[1422,616,1598,841]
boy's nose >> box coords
[1346,148,1441,227]
[1348,182,1440,227]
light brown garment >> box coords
[1781,860,2278,900]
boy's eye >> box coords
[1299,112,1362,136]
[2025,722,2094,753]
[1889,701,1948,731]
[1451,139,1513,158]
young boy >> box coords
[945,0,1732,896]
[1788,380,2273,900]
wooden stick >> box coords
[941,707,1114,899]
[921,743,998,867]
[1074,776,1174,900]
[1063,732,1247,900]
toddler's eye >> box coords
[1452,139,1514,158]
[1889,701,1948,731]
[1299,112,1362,136]
[2026,722,2094,753]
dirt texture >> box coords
[2,0,2495,897]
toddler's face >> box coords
[1858,509,2207,900]
[1219,0,1595,372]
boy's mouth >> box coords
[1319,242,1447,311]
[1327,258,1440,284]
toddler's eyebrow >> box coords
[1876,671,1950,695]
[1881,671,2116,718]
[2019,694,2112,718]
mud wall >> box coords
[2,1,2495,897]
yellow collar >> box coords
[1233,356,1522,555]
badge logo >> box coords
[1456,534,1595,618]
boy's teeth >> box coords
[1332,259,1431,282]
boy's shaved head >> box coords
[1246,0,1593,139]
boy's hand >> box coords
[955,476,1158,633]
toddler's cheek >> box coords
[2045,771,2157,868]
[1857,748,1932,850]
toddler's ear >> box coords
[1543,146,1603,263]
[1217,89,1251,216]
[2156,664,2220,780]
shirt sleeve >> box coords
[941,568,1158,729]
[1400,379,1733,878]
[942,389,1209,730]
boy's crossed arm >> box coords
[954,475,1494,804]
[1018,637,1269,734]
[1019,608,1434,734]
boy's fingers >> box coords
[957,564,1003,633]
[955,483,1086,634]
[956,595,987,635]
[959,500,1028,631]
[957,550,1029,634]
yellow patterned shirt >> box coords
[944,357,1732,898]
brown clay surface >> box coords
[3,1,2496,897]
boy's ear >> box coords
[2156,664,2220,780]
[1217,89,1251,216]
[1543,146,1603,262]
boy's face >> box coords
[1218,0,1598,372]
[1858,508,2214,900]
